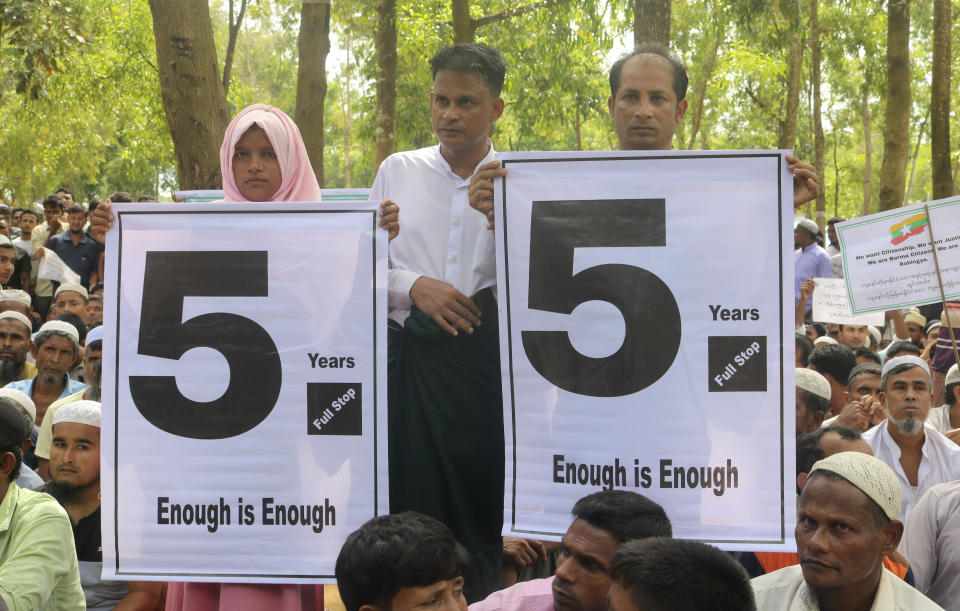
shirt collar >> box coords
[435,139,497,183]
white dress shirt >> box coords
[902,481,960,610]
[371,143,497,325]
[862,421,960,523]
[752,565,943,610]
[925,405,956,435]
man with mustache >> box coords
[3,320,85,428]
[34,324,102,481]
[470,490,671,611]
[0,312,35,386]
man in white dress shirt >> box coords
[751,451,942,610]
[902,481,960,610]
[861,355,960,523]
[370,42,506,602]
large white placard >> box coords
[101,202,388,582]
[836,196,960,313]
[811,277,885,326]
[495,151,795,550]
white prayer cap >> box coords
[867,326,881,348]
[813,336,837,346]
[881,355,930,379]
[797,368,831,401]
[947,364,960,386]
[0,235,12,249]
[0,289,31,307]
[0,311,31,332]
[809,451,901,521]
[53,400,101,429]
[55,283,88,301]
[795,218,819,236]
[0,388,36,424]
[85,325,103,345]
[37,320,79,344]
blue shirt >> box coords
[4,376,87,403]
[795,244,832,312]
[44,230,102,287]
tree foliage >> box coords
[0,0,958,221]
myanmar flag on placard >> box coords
[889,213,928,245]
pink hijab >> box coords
[219,104,322,202]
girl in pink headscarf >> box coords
[218,104,399,239]
[161,105,395,610]
[220,104,323,203]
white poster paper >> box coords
[495,151,796,551]
[811,277,885,326]
[101,202,388,583]
[836,196,960,314]
[37,247,81,284]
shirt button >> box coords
[451,256,459,263]
[454,218,462,226]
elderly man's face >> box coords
[33,334,75,382]
[796,475,897,593]
[0,320,29,369]
[880,366,932,435]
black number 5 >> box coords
[128,251,282,439]
[521,199,681,397]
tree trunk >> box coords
[222,0,248,94]
[906,108,929,201]
[832,132,839,215]
[375,0,397,171]
[574,103,582,151]
[861,86,873,216]
[148,0,230,190]
[777,0,812,149]
[452,0,474,43]
[878,0,910,211]
[343,32,353,188]
[687,28,720,150]
[810,0,825,229]
[295,0,330,188]
[931,0,955,198]
[634,0,671,46]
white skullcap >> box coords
[0,235,12,248]
[881,355,930,379]
[0,388,36,424]
[814,336,838,346]
[809,451,901,521]
[797,368,832,401]
[0,289,30,307]
[795,218,819,235]
[947,364,960,386]
[55,283,88,301]
[37,320,79,344]
[85,325,103,345]
[867,326,881,348]
[0,311,31,331]
[53,400,101,429]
